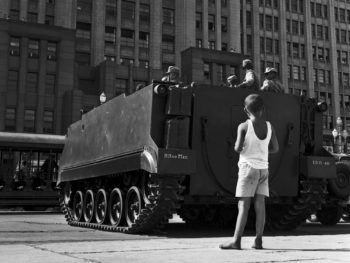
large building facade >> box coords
[0,0,348,139]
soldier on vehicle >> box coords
[227,74,238,88]
[235,59,260,90]
[260,67,284,93]
[161,66,181,83]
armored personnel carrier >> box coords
[57,81,337,233]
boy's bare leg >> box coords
[253,194,265,249]
[220,197,251,249]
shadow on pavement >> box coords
[152,222,350,238]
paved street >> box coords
[0,211,349,263]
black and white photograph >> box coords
[0,0,349,262]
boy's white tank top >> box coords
[238,119,272,169]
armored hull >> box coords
[58,82,337,233]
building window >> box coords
[45,15,54,25]
[196,13,202,29]
[139,4,150,23]
[274,39,279,54]
[77,0,92,19]
[105,26,116,45]
[293,65,300,80]
[222,43,227,51]
[221,17,227,32]
[120,57,134,65]
[204,62,211,80]
[9,37,20,56]
[260,14,264,29]
[265,15,272,31]
[163,8,174,25]
[246,11,252,26]
[47,41,57,61]
[106,1,117,20]
[76,52,90,66]
[27,12,38,23]
[28,39,39,58]
[121,29,135,46]
[5,108,16,132]
[318,69,325,84]
[43,111,54,133]
[196,39,202,48]
[208,41,215,50]
[104,55,116,62]
[208,0,215,7]
[260,37,265,52]
[247,34,252,53]
[45,74,56,94]
[115,78,128,95]
[7,71,18,90]
[162,35,175,52]
[27,72,38,93]
[342,51,348,64]
[292,20,299,35]
[266,38,273,53]
[139,31,149,48]
[344,73,349,87]
[24,109,36,132]
[274,17,279,31]
[208,15,215,31]
[76,22,91,39]
[139,60,149,69]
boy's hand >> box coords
[269,125,279,154]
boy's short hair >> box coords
[244,94,264,114]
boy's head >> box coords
[244,94,264,115]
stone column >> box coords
[228,0,240,52]
[279,0,288,92]
[116,0,121,64]
[36,39,48,133]
[19,0,28,21]
[328,0,340,121]
[150,0,162,69]
[215,0,221,51]
[16,37,28,132]
[202,0,208,48]
[91,0,106,66]
[0,0,10,18]
[0,31,9,131]
[251,0,260,76]
[134,0,140,67]
[55,0,76,29]
[38,0,46,24]
[304,1,315,98]
[175,0,196,67]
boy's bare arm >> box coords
[269,125,279,154]
[234,123,247,153]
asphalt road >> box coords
[0,212,349,263]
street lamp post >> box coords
[332,117,349,154]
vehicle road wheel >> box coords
[109,188,124,226]
[73,190,84,221]
[95,189,108,224]
[125,186,142,227]
[329,162,350,198]
[316,205,343,226]
[83,190,95,223]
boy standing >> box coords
[220,94,279,250]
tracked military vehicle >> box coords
[58,81,337,233]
